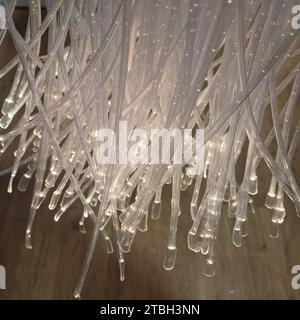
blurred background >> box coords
[0,7,300,300]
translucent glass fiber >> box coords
[0,0,299,297]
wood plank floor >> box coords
[0,9,299,300]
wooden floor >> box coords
[0,9,300,300]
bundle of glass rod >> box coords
[0,0,300,298]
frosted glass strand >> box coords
[0,0,299,298]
